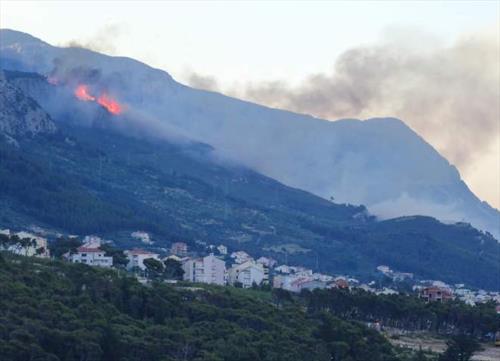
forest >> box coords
[0,252,497,361]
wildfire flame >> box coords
[73,83,123,115]
[97,93,122,115]
[75,84,95,101]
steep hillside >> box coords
[0,72,498,289]
[0,70,55,139]
[1,29,498,238]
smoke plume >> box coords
[188,26,500,175]
[64,24,125,55]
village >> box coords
[1,228,499,309]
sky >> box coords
[1,0,499,208]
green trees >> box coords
[143,257,164,280]
[438,335,481,361]
[0,253,402,361]
[49,236,82,258]
[299,288,499,337]
[317,313,398,361]
[100,243,128,268]
[163,258,184,280]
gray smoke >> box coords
[63,24,125,55]
[188,27,500,170]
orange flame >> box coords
[97,94,122,115]
[74,84,95,101]
[73,84,123,115]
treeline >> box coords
[0,253,402,361]
[294,288,499,337]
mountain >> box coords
[1,29,498,239]
[0,70,55,139]
[0,69,499,289]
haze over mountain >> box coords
[0,29,498,239]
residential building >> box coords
[293,279,328,292]
[230,251,252,264]
[274,265,291,274]
[0,230,50,258]
[131,231,153,245]
[170,242,188,256]
[217,244,228,255]
[256,256,276,268]
[289,266,311,275]
[277,276,324,293]
[82,235,103,248]
[228,260,265,288]
[333,278,349,289]
[182,254,226,285]
[70,246,113,267]
[420,286,453,303]
[125,248,160,270]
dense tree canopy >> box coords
[0,253,402,361]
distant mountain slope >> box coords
[0,70,55,139]
[0,71,499,289]
[0,29,498,238]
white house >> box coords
[228,260,265,288]
[256,256,276,268]
[82,235,104,248]
[131,231,153,245]
[70,246,113,267]
[170,242,188,256]
[217,244,228,255]
[182,254,226,285]
[125,248,160,270]
[274,265,291,274]
[230,251,252,264]
[291,279,328,293]
[0,230,50,258]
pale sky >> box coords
[1,1,499,208]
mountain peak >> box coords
[1,31,498,238]
[0,28,48,47]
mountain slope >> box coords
[1,29,498,239]
[0,70,55,139]
[0,71,499,289]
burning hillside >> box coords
[73,83,122,115]
[46,72,124,116]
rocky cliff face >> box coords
[0,70,56,138]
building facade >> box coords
[70,246,113,267]
[170,242,188,256]
[420,286,453,303]
[182,254,226,285]
[125,249,160,270]
[228,261,266,288]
